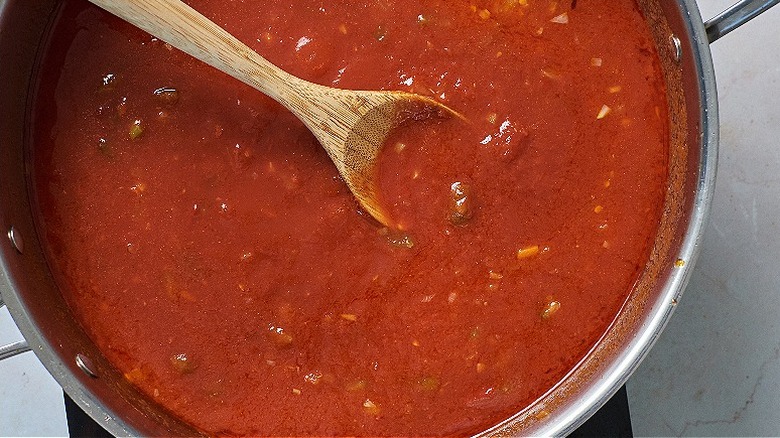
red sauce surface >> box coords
[30,0,668,435]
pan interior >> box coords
[0,0,713,436]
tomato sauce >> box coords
[30,0,668,435]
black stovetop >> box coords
[65,385,632,437]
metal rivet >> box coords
[670,34,682,63]
[75,353,98,378]
[7,227,23,254]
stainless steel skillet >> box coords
[0,0,777,435]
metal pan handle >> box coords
[0,296,31,360]
[0,340,30,361]
[706,0,780,42]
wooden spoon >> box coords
[88,0,461,227]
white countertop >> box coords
[626,1,780,436]
[2,0,780,435]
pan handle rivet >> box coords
[76,353,98,378]
[7,227,23,254]
[670,34,682,63]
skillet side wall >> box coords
[0,0,718,436]
[0,0,198,435]
[484,0,718,435]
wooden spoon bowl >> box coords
[88,0,462,227]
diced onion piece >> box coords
[304,371,323,385]
[541,300,561,319]
[340,313,357,322]
[550,13,569,24]
[596,105,611,119]
[609,85,622,93]
[124,368,146,384]
[129,120,144,139]
[541,68,561,80]
[488,271,503,280]
[590,57,603,67]
[130,182,146,196]
[516,245,540,259]
[363,399,381,415]
[170,353,197,374]
[449,181,473,226]
[267,325,294,347]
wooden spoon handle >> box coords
[88,0,305,104]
